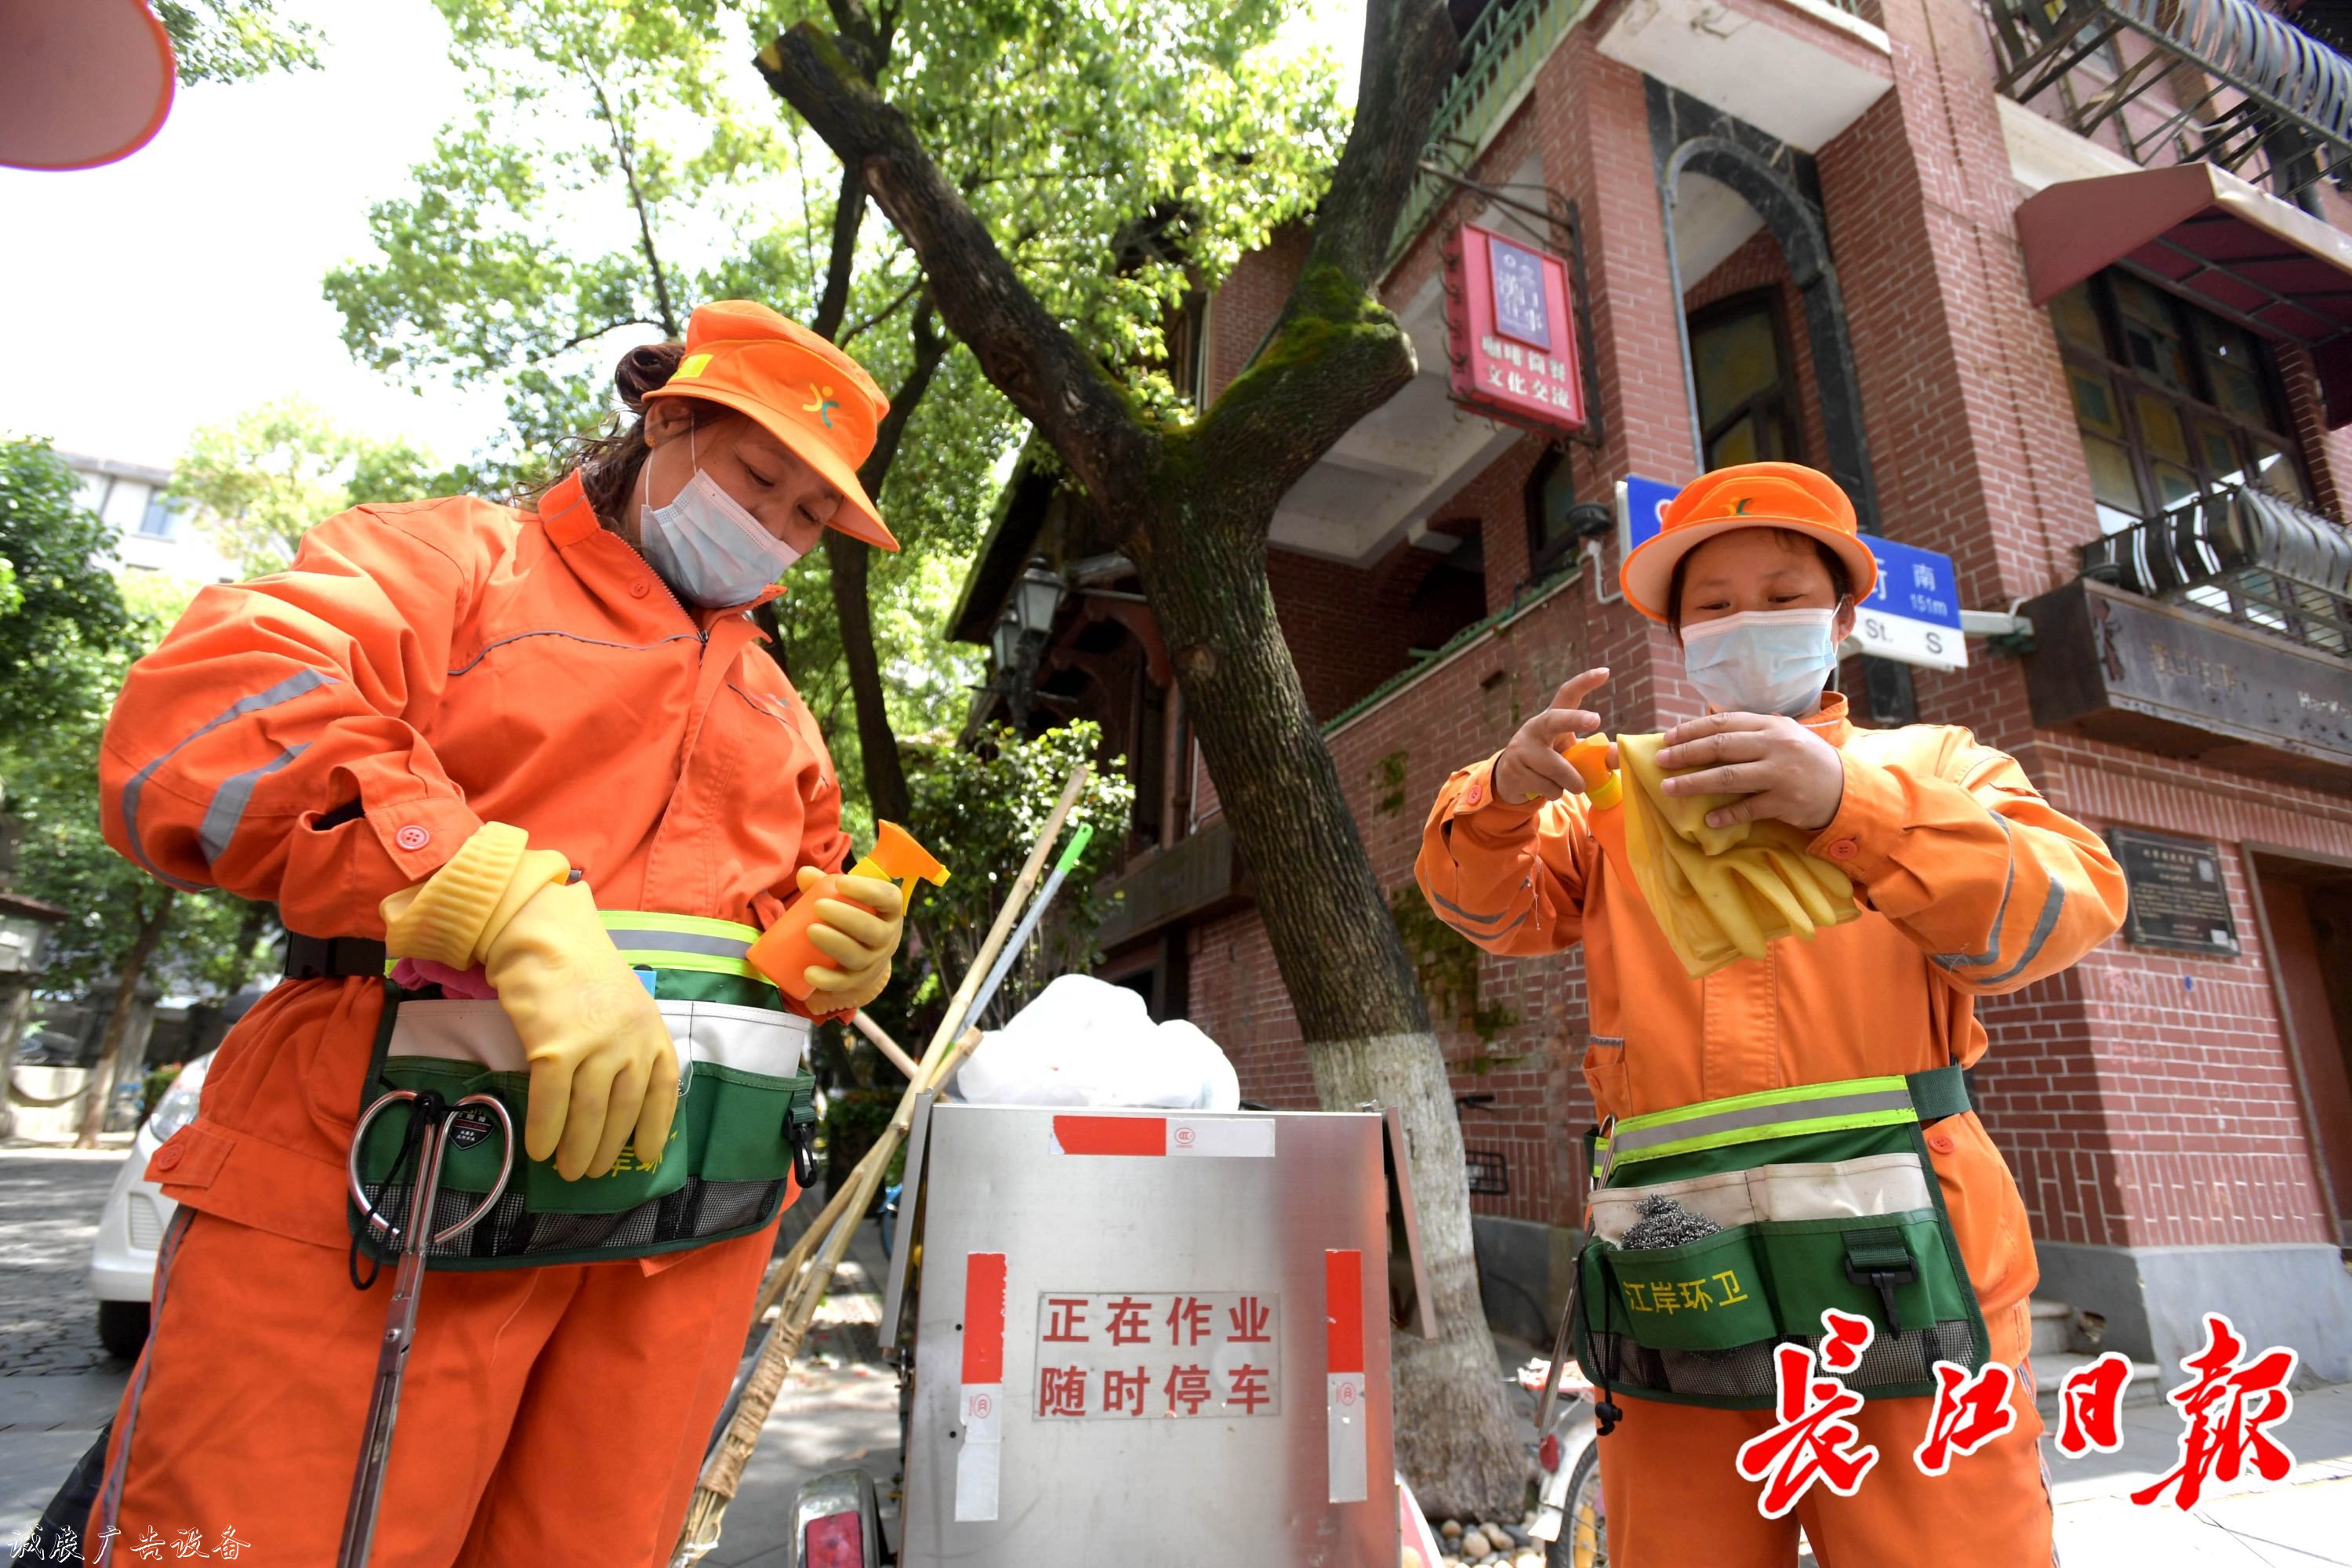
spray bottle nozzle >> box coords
[847,820,951,897]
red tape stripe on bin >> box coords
[1326,1249,1364,1374]
[962,1253,1007,1383]
[1052,1115,1167,1156]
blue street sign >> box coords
[1857,535,1966,671]
[1616,474,1677,559]
[1864,536,1962,629]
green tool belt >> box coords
[348,911,818,1271]
[1571,1065,1987,1409]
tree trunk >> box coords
[822,528,913,824]
[1133,492,1525,1515]
[219,898,274,999]
[76,889,174,1149]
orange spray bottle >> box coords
[749,821,950,1001]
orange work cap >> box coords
[1618,460,1878,623]
[641,300,900,551]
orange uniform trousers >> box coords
[1595,1365,2054,1566]
[90,1210,775,1566]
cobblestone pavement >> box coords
[0,1147,132,1377]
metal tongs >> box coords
[337,1087,516,1568]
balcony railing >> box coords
[2082,483,2352,655]
[1987,0,2352,205]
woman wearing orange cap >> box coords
[1417,462,2126,1565]
[90,301,906,1563]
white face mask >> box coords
[1679,607,1841,717]
[636,425,804,608]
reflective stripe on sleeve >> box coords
[197,742,310,864]
[119,669,338,890]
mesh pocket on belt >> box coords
[363,1176,787,1264]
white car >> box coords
[88,1051,212,1359]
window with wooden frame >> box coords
[1523,448,1580,578]
[2052,270,2311,535]
[1688,289,1806,470]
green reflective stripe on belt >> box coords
[598,910,774,988]
[1602,1076,1918,1174]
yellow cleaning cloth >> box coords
[1615,732,1860,978]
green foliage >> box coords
[861,721,1135,1043]
[168,399,450,576]
[1388,884,1517,1051]
[153,0,323,85]
[141,1061,183,1120]
[1373,749,1409,815]
[810,0,1349,416]
[0,439,136,761]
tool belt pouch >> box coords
[1570,1066,1989,1409]
[350,972,815,1270]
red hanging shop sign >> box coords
[1444,221,1587,434]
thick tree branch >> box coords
[757,25,1153,510]
[1181,0,1460,521]
[1303,0,1460,287]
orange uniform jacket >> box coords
[98,470,850,1253]
[1414,696,2129,1367]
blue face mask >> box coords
[636,428,804,608]
[1679,607,1841,717]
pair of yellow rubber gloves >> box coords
[1604,734,1860,979]
[380,823,902,1181]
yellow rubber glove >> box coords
[793,865,906,1014]
[1617,733,1859,978]
[380,823,677,1181]
[481,880,680,1181]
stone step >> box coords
[2029,1298,2074,1358]
[2031,1348,2165,1418]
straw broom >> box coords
[670,764,1092,1565]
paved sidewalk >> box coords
[0,1146,132,1377]
[2044,1380,2352,1566]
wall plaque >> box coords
[2107,827,2241,956]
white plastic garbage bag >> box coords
[954,973,1243,1111]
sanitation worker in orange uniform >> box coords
[1417,462,2128,1565]
[90,300,908,1564]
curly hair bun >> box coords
[615,342,686,413]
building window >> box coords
[1688,290,1804,470]
[2053,270,2310,535]
[138,494,182,539]
[1524,449,1580,575]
